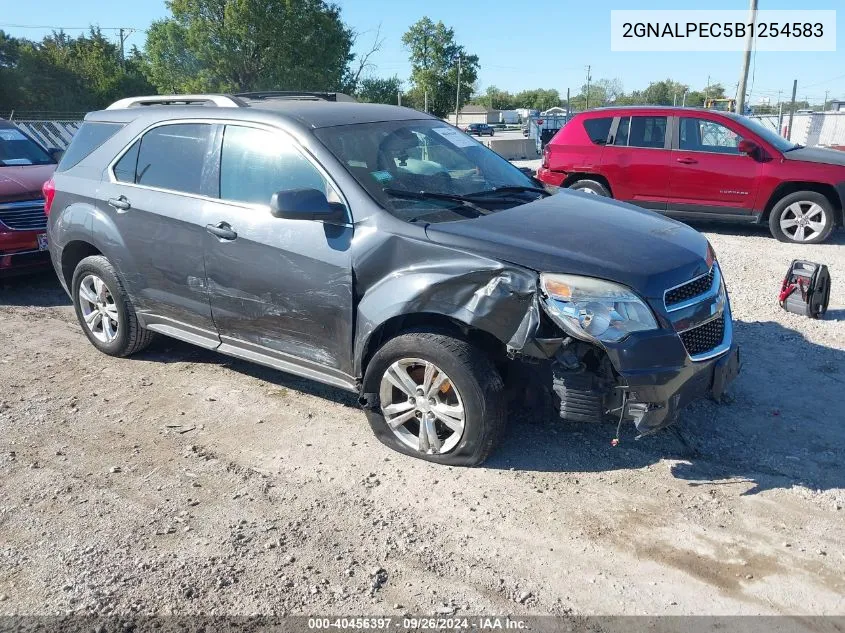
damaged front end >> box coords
[534,266,740,437]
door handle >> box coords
[676,157,697,164]
[107,196,131,211]
[206,222,237,241]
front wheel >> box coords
[768,191,835,244]
[362,332,506,466]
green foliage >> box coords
[471,86,560,112]
[0,28,153,116]
[356,76,402,105]
[402,17,478,118]
[145,0,354,94]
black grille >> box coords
[680,315,725,357]
[665,268,715,308]
[0,200,47,231]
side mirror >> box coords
[48,148,64,162]
[269,188,346,223]
[737,139,758,156]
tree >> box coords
[144,0,355,93]
[402,17,478,118]
[356,76,402,105]
[513,88,560,111]
[1,28,153,115]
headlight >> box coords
[540,273,658,343]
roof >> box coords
[578,105,747,119]
[88,100,436,129]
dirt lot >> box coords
[1,223,844,617]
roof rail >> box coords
[234,91,357,103]
[106,94,246,110]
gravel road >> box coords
[1,221,843,617]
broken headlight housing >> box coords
[540,273,658,344]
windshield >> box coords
[314,119,543,223]
[737,116,797,152]
[0,127,55,167]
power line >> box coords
[0,23,147,32]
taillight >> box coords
[42,178,55,216]
[542,145,550,169]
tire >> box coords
[569,179,611,197]
[71,255,155,357]
[362,331,506,466]
[768,191,836,244]
[490,130,495,136]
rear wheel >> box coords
[569,179,610,197]
[362,331,506,466]
[768,191,835,244]
[71,255,155,357]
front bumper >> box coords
[617,343,740,435]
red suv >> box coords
[537,107,845,244]
[1,119,59,275]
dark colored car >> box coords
[537,106,845,244]
[0,119,60,275]
[46,92,739,466]
[464,123,495,137]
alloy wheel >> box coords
[378,358,465,455]
[780,201,827,242]
[78,274,120,343]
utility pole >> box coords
[787,79,798,141]
[117,28,132,68]
[584,65,591,110]
[682,90,688,107]
[705,75,710,99]
[454,54,462,128]
[398,92,402,107]
[673,92,677,106]
[736,0,758,115]
[824,90,829,111]
[566,88,570,118]
[424,90,428,113]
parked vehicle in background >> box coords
[463,123,494,136]
[0,119,61,276]
[537,106,845,244]
[47,93,738,466]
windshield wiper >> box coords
[382,188,492,217]
[464,185,551,198]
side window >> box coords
[613,117,630,146]
[113,140,140,183]
[135,123,216,195]
[680,118,742,154]
[219,125,337,206]
[583,117,612,144]
[628,116,667,148]
[613,116,666,148]
[56,122,123,172]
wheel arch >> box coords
[358,312,508,380]
[60,240,102,290]
[762,181,843,225]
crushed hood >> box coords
[424,191,711,299]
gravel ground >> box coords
[1,217,844,617]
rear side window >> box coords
[56,122,123,172]
[113,140,140,183]
[133,124,217,195]
[582,117,612,144]
[613,116,667,149]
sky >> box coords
[1,0,843,104]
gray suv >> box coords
[46,92,739,466]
